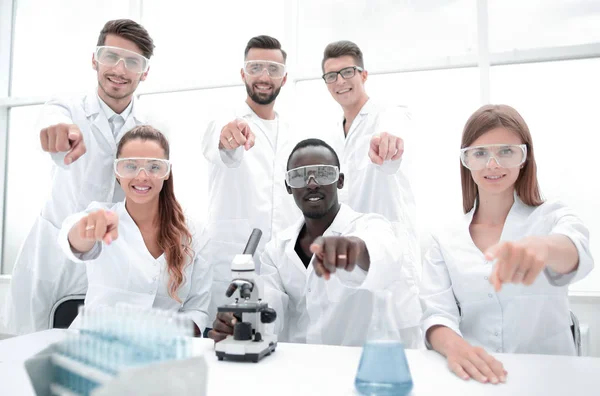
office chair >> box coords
[49,294,86,329]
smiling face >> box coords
[286,145,344,219]
[93,34,148,104]
[241,48,287,105]
[467,127,524,198]
[322,55,368,109]
[115,138,169,205]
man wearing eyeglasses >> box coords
[201,35,301,327]
[319,40,422,336]
[4,19,154,335]
[209,139,421,347]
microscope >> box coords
[215,229,278,363]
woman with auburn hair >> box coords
[58,125,212,335]
[420,104,593,384]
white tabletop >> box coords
[1,329,599,395]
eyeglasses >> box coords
[114,158,171,178]
[94,46,150,74]
[286,165,339,189]
[460,144,527,171]
[243,60,286,79]
[322,66,364,84]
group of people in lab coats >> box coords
[2,18,593,385]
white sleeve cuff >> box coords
[58,212,103,263]
[179,310,207,336]
[546,229,594,286]
[50,152,70,169]
[218,146,244,167]
[422,316,463,350]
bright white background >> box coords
[1,0,599,298]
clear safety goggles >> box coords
[286,165,339,189]
[460,144,527,171]
[94,46,150,74]
[322,66,364,84]
[243,60,286,79]
[114,158,171,179]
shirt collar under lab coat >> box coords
[96,92,134,123]
[277,203,362,242]
[84,91,142,124]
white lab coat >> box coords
[58,201,212,332]
[201,103,301,322]
[3,93,145,334]
[323,99,421,295]
[260,204,423,347]
[420,196,594,355]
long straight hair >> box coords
[117,125,193,302]
[460,104,544,213]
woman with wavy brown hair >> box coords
[420,105,593,384]
[58,125,212,335]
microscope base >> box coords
[215,337,277,363]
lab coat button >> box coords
[495,332,499,336]
[484,276,488,280]
[496,348,501,353]
[488,293,493,298]
[308,288,311,293]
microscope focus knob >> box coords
[233,322,253,341]
[260,308,277,324]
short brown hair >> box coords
[244,35,287,63]
[322,40,364,72]
[460,104,544,213]
[97,19,155,59]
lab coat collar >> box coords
[357,97,375,116]
[84,91,143,124]
[278,203,361,241]
[338,98,375,124]
[85,92,143,149]
[465,192,530,225]
[117,199,167,262]
[239,101,279,120]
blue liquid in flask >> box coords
[355,340,413,395]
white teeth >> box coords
[338,88,351,94]
[108,77,126,84]
[485,175,503,180]
[308,197,321,201]
[133,186,150,191]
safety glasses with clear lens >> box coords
[243,60,286,79]
[285,165,339,189]
[95,46,150,74]
[114,158,171,178]
[460,144,527,171]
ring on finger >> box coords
[85,225,96,231]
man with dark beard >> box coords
[201,36,301,327]
[209,139,421,347]
[4,19,154,334]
